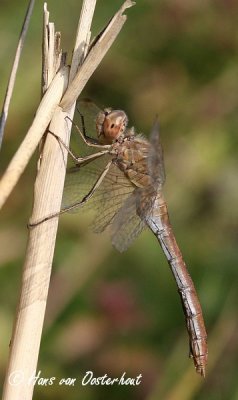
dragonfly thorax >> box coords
[96,109,128,144]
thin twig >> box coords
[42,2,50,93]
[0,0,36,149]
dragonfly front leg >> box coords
[65,116,111,150]
[48,130,110,166]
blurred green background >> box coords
[1,0,238,399]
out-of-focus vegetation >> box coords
[1,0,238,399]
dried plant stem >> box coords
[0,0,36,149]
[2,109,69,400]
[42,3,63,94]
[69,0,97,81]
[2,0,135,399]
[61,0,135,110]
[0,67,69,210]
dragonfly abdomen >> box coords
[141,193,208,376]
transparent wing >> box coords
[110,190,146,252]
[63,158,146,251]
[62,157,135,234]
[68,99,103,160]
[62,155,110,212]
[91,163,135,233]
[74,98,102,139]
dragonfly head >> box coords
[96,109,128,144]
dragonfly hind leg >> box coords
[28,160,113,227]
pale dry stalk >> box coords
[2,1,135,400]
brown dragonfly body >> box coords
[102,111,207,375]
[115,139,207,376]
[31,102,208,376]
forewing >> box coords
[62,155,111,213]
[62,158,135,235]
[75,98,102,140]
[68,99,103,160]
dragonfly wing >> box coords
[92,163,134,233]
[62,155,111,213]
[148,118,166,188]
[63,158,135,238]
[75,98,102,139]
[110,190,146,253]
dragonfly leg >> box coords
[48,130,110,166]
[76,105,87,137]
[65,115,110,150]
[48,130,80,163]
[29,160,113,227]
[74,150,110,167]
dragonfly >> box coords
[31,99,208,376]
